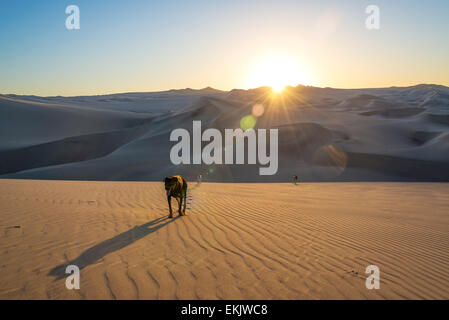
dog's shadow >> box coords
[48,215,180,280]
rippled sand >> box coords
[0,180,448,299]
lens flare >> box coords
[252,104,265,117]
[240,115,257,130]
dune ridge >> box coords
[1,84,449,181]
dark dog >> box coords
[164,175,188,218]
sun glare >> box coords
[272,84,286,93]
[248,56,309,92]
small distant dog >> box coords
[164,175,188,218]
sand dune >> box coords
[0,124,152,175]
[1,84,449,181]
[0,95,153,151]
[3,88,224,114]
[359,107,425,117]
[0,179,447,299]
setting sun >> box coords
[247,56,309,92]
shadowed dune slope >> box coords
[1,84,449,181]
[0,95,153,151]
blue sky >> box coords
[1,0,448,96]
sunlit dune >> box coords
[0,180,448,299]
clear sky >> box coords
[1,0,448,96]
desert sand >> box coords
[1,179,448,299]
[1,84,449,182]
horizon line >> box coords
[1,82,448,99]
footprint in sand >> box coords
[343,269,360,278]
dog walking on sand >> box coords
[164,175,188,218]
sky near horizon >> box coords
[1,0,449,96]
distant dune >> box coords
[1,84,449,181]
[0,180,447,299]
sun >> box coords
[247,56,309,92]
[271,83,286,93]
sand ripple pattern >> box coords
[0,180,448,299]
